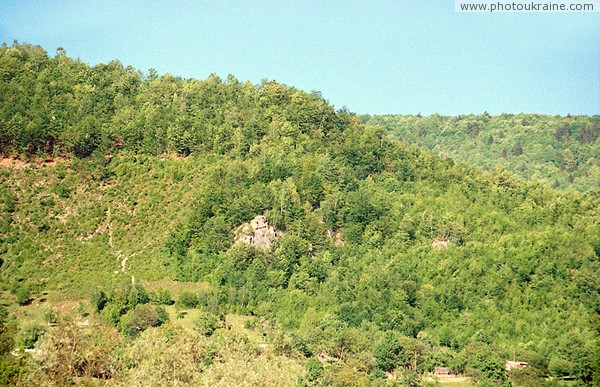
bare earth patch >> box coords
[0,157,69,169]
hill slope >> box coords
[0,42,599,385]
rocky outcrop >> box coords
[235,215,278,249]
[326,229,345,246]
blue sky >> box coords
[1,0,598,115]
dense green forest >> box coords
[366,114,599,192]
[0,42,599,386]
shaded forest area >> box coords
[0,42,599,385]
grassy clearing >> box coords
[225,314,267,345]
[160,305,264,345]
[424,375,473,385]
[139,278,209,297]
[1,289,89,325]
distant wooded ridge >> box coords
[366,114,599,191]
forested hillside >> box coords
[0,42,599,386]
[366,114,600,192]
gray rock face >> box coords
[236,215,278,249]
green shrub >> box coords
[155,306,170,325]
[57,186,70,198]
[127,284,149,308]
[306,357,324,382]
[17,324,46,349]
[0,306,8,324]
[0,326,15,356]
[244,318,257,329]
[153,287,173,305]
[101,303,122,327]
[0,357,26,386]
[15,288,31,306]
[193,311,219,337]
[177,292,198,309]
[369,369,386,381]
[43,307,58,324]
[118,305,167,338]
[508,367,544,386]
[90,289,107,312]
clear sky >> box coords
[1,0,598,115]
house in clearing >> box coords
[433,367,458,376]
[434,367,451,376]
[505,360,528,371]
